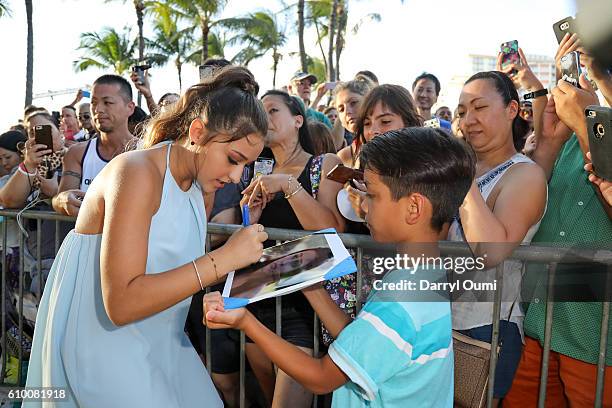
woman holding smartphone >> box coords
[24,67,269,408]
[239,90,344,408]
[0,112,65,208]
[451,71,547,403]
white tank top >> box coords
[80,138,109,192]
[448,153,547,339]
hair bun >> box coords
[211,66,260,96]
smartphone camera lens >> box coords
[594,123,605,139]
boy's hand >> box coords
[203,291,249,330]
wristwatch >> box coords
[523,89,548,100]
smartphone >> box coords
[553,16,576,44]
[326,164,364,184]
[51,111,61,126]
[34,124,54,153]
[325,82,337,91]
[81,89,91,98]
[424,118,441,129]
[585,105,612,181]
[131,61,151,85]
[560,51,582,88]
[500,40,521,71]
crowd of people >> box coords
[0,28,610,407]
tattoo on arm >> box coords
[62,170,82,180]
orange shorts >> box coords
[504,336,612,407]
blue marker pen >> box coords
[242,203,250,227]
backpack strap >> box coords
[309,154,325,200]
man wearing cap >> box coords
[288,72,332,128]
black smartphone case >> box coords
[553,16,575,44]
[586,106,612,181]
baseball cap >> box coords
[0,130,27,153]
[291,71,317,85]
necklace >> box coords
[275,145,304,170]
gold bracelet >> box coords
[285,184,304,200]
[191,260,204,291]
[207,253,220,281]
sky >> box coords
[0,0,577,130]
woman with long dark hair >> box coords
[240,90,345,407]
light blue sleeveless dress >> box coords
[24,143,223,407]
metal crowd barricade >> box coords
[0,209,610,408]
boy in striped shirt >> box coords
[204,127,476,407]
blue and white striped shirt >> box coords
[328,268,453,407]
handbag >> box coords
[452,330,497,408]
[451,268,522,408]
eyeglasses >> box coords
[78,114,91,120]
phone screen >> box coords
[34,124,54,153]
[560,52,582,88]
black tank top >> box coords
[259,156,314,233]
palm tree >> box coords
[152,0,229,64]
[230,11,287,88]
[305,0,332,76]
[327,0,339,81]
[147,8,194,90]
[186,31,227,67]
[104,0,148,63]
[297,0,307,72]
[25,0,33,107]
[73,27,138,76]
[0,0,12,18]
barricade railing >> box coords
[0,209,610,408]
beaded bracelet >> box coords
[207,253,220,281]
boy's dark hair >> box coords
[360,127,476,232]
[93,74,133,102]
[465,71,530,151]
[412,72,441,96]
[261,90,316,155]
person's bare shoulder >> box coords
[337,146,353,167]
[76,149,164,234]
[63,141,89,166]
